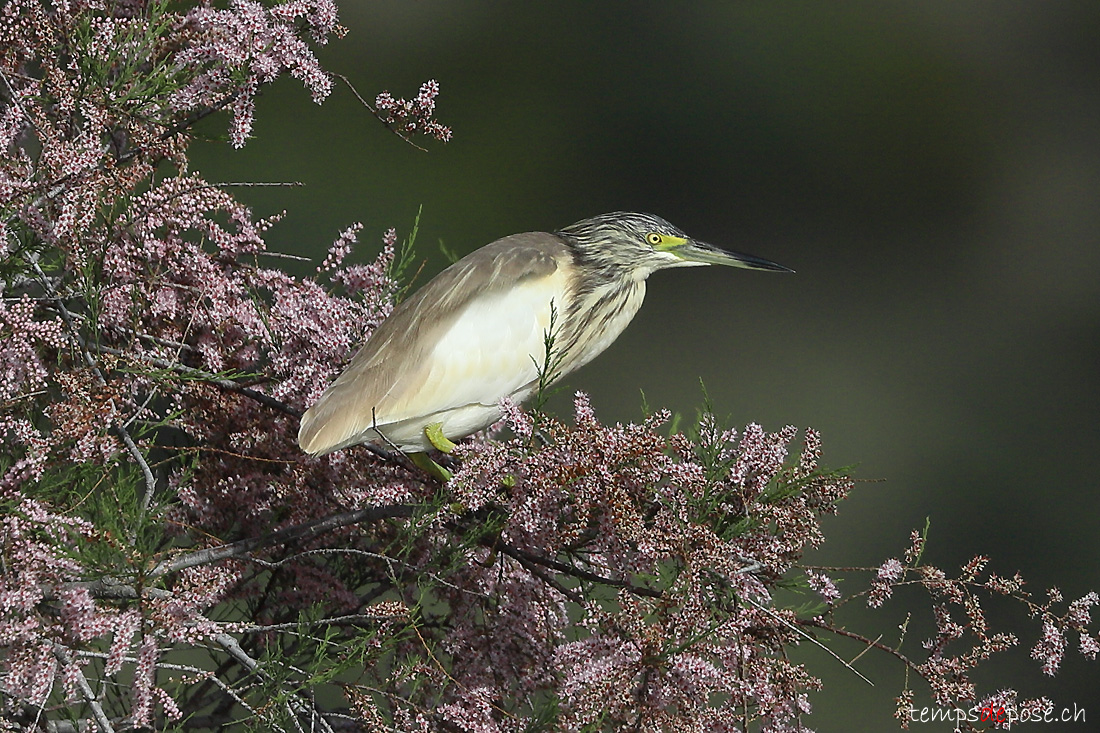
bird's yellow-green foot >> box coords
[405,423,456,481]
[424,422,456,453]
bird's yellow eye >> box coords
[646,233,662,246]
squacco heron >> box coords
[298,212,790,460]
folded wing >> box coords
[298,232,573,454]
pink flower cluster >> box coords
[173,0,341,146]
[2,0,435,725]
[3,0,1096,729]
[0,462,96,708]
[844,534,1100,722]
[374,79,454,143]
[2,158,419,723]
[433,395,849,729]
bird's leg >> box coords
[408,451,452,482]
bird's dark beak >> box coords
[673,239,794,272]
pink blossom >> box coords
[807,571,841,603]
[1031,618,1065,675]
[373,79,453,142]
[868,558,904,608]
[169,0,338,147]
[1066,590,1098,628]
[1078,632,1099,660]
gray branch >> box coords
[29,262,159,516]
[82,340,302,417]
[52,645,116,733]
[149,503,416,579]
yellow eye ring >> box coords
[646,233,662,245]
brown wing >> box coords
[298,232,572,454]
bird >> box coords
[298,212,791,463]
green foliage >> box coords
[438,238,461,265]
[69,0,188,121]
[29,459,165,574]
[389,206,425,300]
[532,299,567,415]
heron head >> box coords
[558,212,792,278]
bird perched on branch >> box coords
[298,212,790,469]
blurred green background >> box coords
[191,1,1100,728]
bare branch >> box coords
[332,73,429,152]
[743,597,874,687]
[494,541,664,599]
[53,645,116,733]
[150,504,416,579]
[29,261,159,515]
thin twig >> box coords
[801,616,923,674]
[744,597,874,686]
[848,633,883,666]
[332,73,429,152]
[364,405,420,471]
[149,504,416,578]
[358,440,407,466]
[0,66,40,137]
[120,389,159,431]
[146,659,262,721]
[82,340,302,417]
[508,550,584,603]
[218,181,304,188]
[247,547,487,599]
[253,250,311,262]
[238,612,407,634]
[209,634,335,733]
[30,262,159,516]
[53,645,116,733]
[494,542,663,599]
